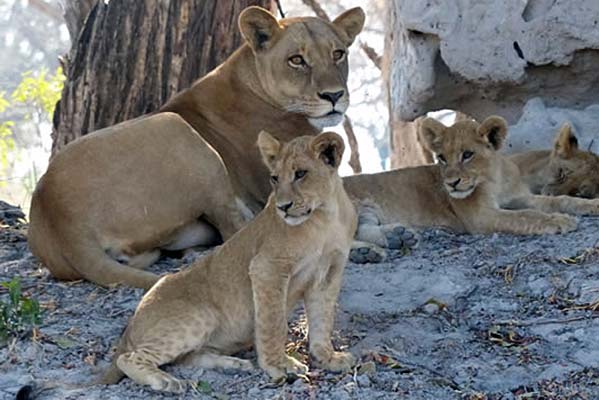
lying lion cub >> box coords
[99,132,357,393]
[345,116,599,260]
[510,122,599,198]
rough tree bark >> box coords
[52,0,273,155]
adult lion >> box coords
[510,122,599,198]
[28,6,365,289]
[345,116,599,261]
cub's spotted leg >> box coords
[178,351,254,371]
[304,254,355,373]
[116,309,218,393]
[507,195,599,216]
[473,209,577,235]
[250,258,308,381]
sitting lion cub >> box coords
[510,122,599,198]
[100,132,357,393]
[345,116,599,260]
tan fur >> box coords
[510,123,599,198]
[344,117,599,258]
[27,6,365,289]
[100,133,357,393]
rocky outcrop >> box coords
[387,0,599,123]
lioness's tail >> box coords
[28,186,160,290]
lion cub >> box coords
[101,132,357,393]
[510,122,599,198]
[344,116,599,251]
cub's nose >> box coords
[318,90,344,106]
[447,178,461,189]
[277,202,293,213]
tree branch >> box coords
[63,0,97,40]
[343,115,362,173]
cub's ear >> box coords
[419,117,446,153]
[311,132,345,169]
[553,122,578,159]
[332,7,365,47]
[478,115,507,150]
[239,6,281,52]
[257,130,281,170]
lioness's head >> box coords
[420,116,508,199]
[239,6,365,129]
[258,131,345,225]
[542,123,599,198]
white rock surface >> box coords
[387,0,599,122]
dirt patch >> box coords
[1,202,598,399]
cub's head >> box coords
[257,131,345,225]
[239,6,365,129]
[543,123,599,198]
[420,116,508,199]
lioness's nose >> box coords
[318,90,344,105]
[277,202,293,212]
[447,178,461,188]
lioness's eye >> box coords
[333,49,345,62]
[462,150,474,162]
[270,175,279,184]
[294,170,307,181]
[288,55,306,68]
[437,154,447,165]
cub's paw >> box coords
[148,374,187,394]
[313,351,355,373]
[381,224,419,251]
[350,242,386,264]
[262,355,309,382]
[545,214,577,234]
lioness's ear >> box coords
[257,130,281,170]
[332,7,365,47]
[478,115,507,150]
[553,122,578,159]
[311,132,345,169]
[419,117,446,153]
[239,6,281,52]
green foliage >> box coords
[0,277,42,344]
[0,92,15,171]
[11,67,64,117]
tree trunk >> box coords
[52,0,273,156]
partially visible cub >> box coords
[510,122,599,198]
[100,132,357,393]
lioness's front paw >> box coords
[313,350,356,373]
[545,214,577,234]
[262,356,309,382]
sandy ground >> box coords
[1,201,599,400]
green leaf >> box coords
[195,380,212,394]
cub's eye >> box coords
[294,170,307,181]
[270,175,279,184]
[288,55,306,68]
[462,150,474,162]
[437,154,447,165]
[332,49,345,62]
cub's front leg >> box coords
[507,195,599,216]
[249,256,308,381]
[304,253,355,373]
[470,209,577,235]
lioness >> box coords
[99,132,356,393]
[28,6,365,289]
[510,122,599,198]
[345,116,599,260]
